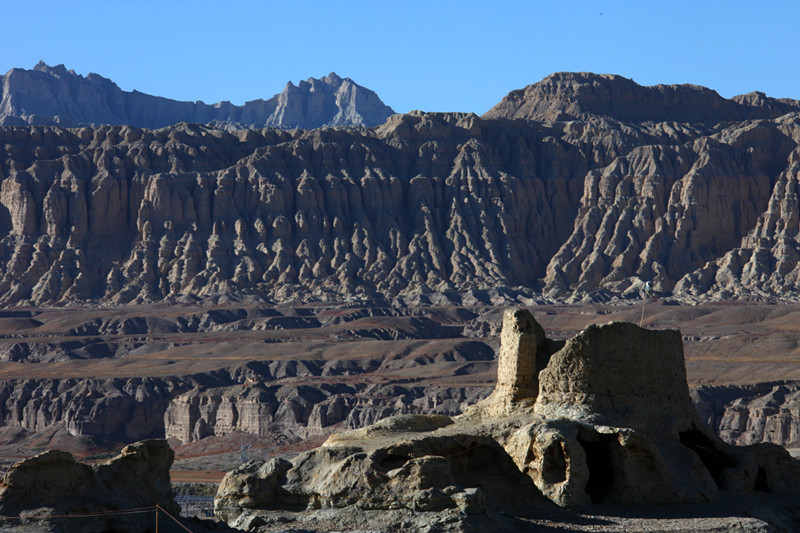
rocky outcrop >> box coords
[164,382,487,445]
[0,378,188,443]
[0,439,179,533]
[213,310,800,531]
[694,382,800,447]
[466,308,560,417]
[214,415,550,532]
[483,72,800,124]
[0,372,490,447]
[0,62,394,129]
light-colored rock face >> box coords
[212,311,800,530]
[535,321,694,435]
[0,439,178,533]
[467,308,559,417]
[0,62,394,129]
[494,309,542,400]
[163,382,485,445]
[214,415,550,531]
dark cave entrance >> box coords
[755,466,770,492]
[679,429,737,487]
[578,437,614,504]
[540,441,567,484]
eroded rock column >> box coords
[469,308,546,417]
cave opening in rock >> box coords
[446,440,545,513]
[578,438,614,504]
[378,453,411,471]
[755,466,770,492]
[678,429,737,486]
[541,441,567,484]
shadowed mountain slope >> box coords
[0,62,394,129]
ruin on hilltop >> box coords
[212,309,800,531]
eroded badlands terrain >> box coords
[0,300,797,483]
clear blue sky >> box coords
[2,1,798,114]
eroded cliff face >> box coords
[2,93,800,303]
[0,114,591,305]
[694,382,800,447]
[0,378,181,442]
[164,383,485,444]
[0,368,490,447]
[542,117,800,298]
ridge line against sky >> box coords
[1,1,798,115]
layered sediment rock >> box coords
[0,62,394,129]
[0,439,178,533]
[0,115,590,305]
[694,382,800,447]
[2,72,800,303]
[0,378,188,443]
[2,97,799,304]
[0,373,489,447]
[214,310,800,531]
[164,382,487,445]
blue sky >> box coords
[2,1,798,114]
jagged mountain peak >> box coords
[32,60,70,74]
[320,72,343,85]
[0,63,394,129]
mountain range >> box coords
[0,62,395,129]
[0,66,799,305]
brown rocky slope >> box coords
[2,73,800,304]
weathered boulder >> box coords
[215,414,549,531]
[0,439,179,533]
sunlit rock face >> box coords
[213,310,800,531]
[2,72,800,306]
[0,62,394,129]
[0,439,178,533]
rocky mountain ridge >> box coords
[0,62,394,129]
[484,72,800,124]
[0,98,799,303]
